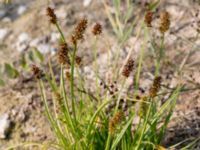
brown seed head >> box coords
[139,96,149,117]
[122,58,134,77]
[57,43,70,65]
[109,111,123,134]
[159,11,170,33]
[65,71,71,81]
[92,23,102,35]
[31,65,42,79]
[75,55,82,66]
[145,11,153,27]
[149,76,162,98]
[46,7,57,24]
[54,92,62,104]
[71,18,88,45]
[53,92,63,113]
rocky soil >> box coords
[0,0,200,149]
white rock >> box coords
[29,38,41,47]
[55,8,67,19]
[0,114,11,139]
[83,0,92,7]
[17,44,29,52]
[18,32,30,43]
[0,28,9,41]
[37,44,54,54]
[50,32,60,43]
[16,32,30,52]
[2,17,11,23]
[17,5,27,15]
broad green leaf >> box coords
[4,63,19,79]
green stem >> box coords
[38,79,67,147]
[92,36,101,104]
[155,34,165,76]
[55,22,66,43]
[70,44,77,122]
[105,134,112,150]
[135,100,152,150]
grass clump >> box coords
[7,4,200,150]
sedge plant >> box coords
[7,6,200,150]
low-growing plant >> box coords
[6,4,200,150]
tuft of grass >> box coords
[6,4,200,150]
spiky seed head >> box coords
[139,96,149,117]
[149,76,162,98]
[46,7,57,24]
[31,64,43,79]
[159,11,170,33]
[57,43,70,65]
[109,111,123,134]
[145,11,153,27]
[71,18,88,45]
[75,55,82,66]
[65,71,71,81]
[122,58,134,77]
[92,23,102,35]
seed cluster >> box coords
[75,55,82,65]
[159,11,170,33]
[46,7,57,24]
[145,11,153,27]
[139,96,149,117]
[53,92,63,113]
[109,111,123,134]
[65,71,71,81]
[57,43,70,65]
[149,76,162,98]
[122,58,134,77]
[31,65,43,79]
[92,23,102,35]
[71,18,88,45]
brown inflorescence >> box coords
[149,76,162,98]
[57,43,70,65]
[65,71,71,81]
[139,96,149,117]
[92,23,102,35]
[122,58,134,77]
[109,111,123,134]
[75,55,82,65]
[53,92,63,113]
[31,65,43,79]
[145,11,153,27]
[159,11,170,33]
[46,7,57,24]
[71,18,88,45]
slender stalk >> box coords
[135,100,152,150]
[56,22,66,43]
[155,34,165,76]
[38,79,67,147]
[70,44,77,122]
[105,134,112,150]
[92,36,101,104]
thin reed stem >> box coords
[70,44,77,122]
